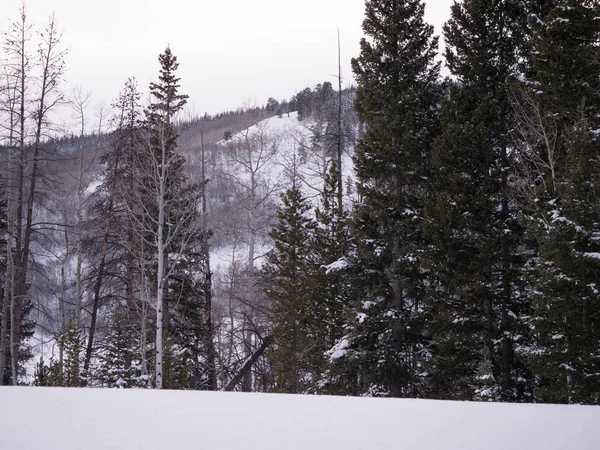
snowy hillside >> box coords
[206,110,356,273]
[1,388,598,450]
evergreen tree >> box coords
[165,241,210,390]
[312,163,351,351]
[263,185,316,393]
[334,0,443,397]
[95,306,145,388]
[424,0,534,401]
[292,160,351,393]
[513,0,600,404]
[40,320,85,387]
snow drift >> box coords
[0,387,598,450]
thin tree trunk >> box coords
[0,245,12,385]
[154,129,168,390]
[225,239,238,386]
[0,89,17,385]
[224,335,272,392]
[390,235,404,398]
[500,94,512,394]
[201,122,217,390]
[84,137,122,372]
[75,133,85,329]
[59,216,68,377]
[243,146,257,392]
[10,272,17,384]
[155,228,164,389]
[140,298,148,384]
[11,9,28,385]
[336,29,344,218]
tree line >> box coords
[1,0,599,405]
[264,0,600,404]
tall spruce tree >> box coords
[333,0,443,397]
[132,47,197,389]
[263,185,316,393]
[424,0,534,401]
[513,0,600,404]
[304,163,353,393]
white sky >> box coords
[5,0,454,124]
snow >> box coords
[362,300,376,310]
[324,258,349,274]
[328,338,349,360]
[583,252,600,260]
[1,387,599,450]
[84,177,102,196]
[208,110,358,275]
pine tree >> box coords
[46,320,85,387]
[95,306,144,388]
[310,164,357,395]
[313,163,350,350]
[263,185,316,393]
[165,241,210,390]
[334,0,443,397]
[514,0,600,404]
[424,0,535,401]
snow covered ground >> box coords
[1,387,598,450]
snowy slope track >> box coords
[0,387,598,450]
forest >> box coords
[0,0,599,406]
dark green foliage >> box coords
[424,0,534,401]
[312,164,351,350]
[59,322,85,387]
[36,321,85,387]
[33,358,56,387]
[308,164,353,393]
[263,186,316,393]
[165,244,210,390]
[514,0,600,404]
[95,307,145,388]
[334,0,443,397]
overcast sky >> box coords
[6,0,454,126]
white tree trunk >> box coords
[155,143,167,390]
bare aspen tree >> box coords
[199,116,218,390]
[0,54,21,387]
[510,86,560,201]
[1,5,32,385]
[70,86,92,330]
[10,14,66,383]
